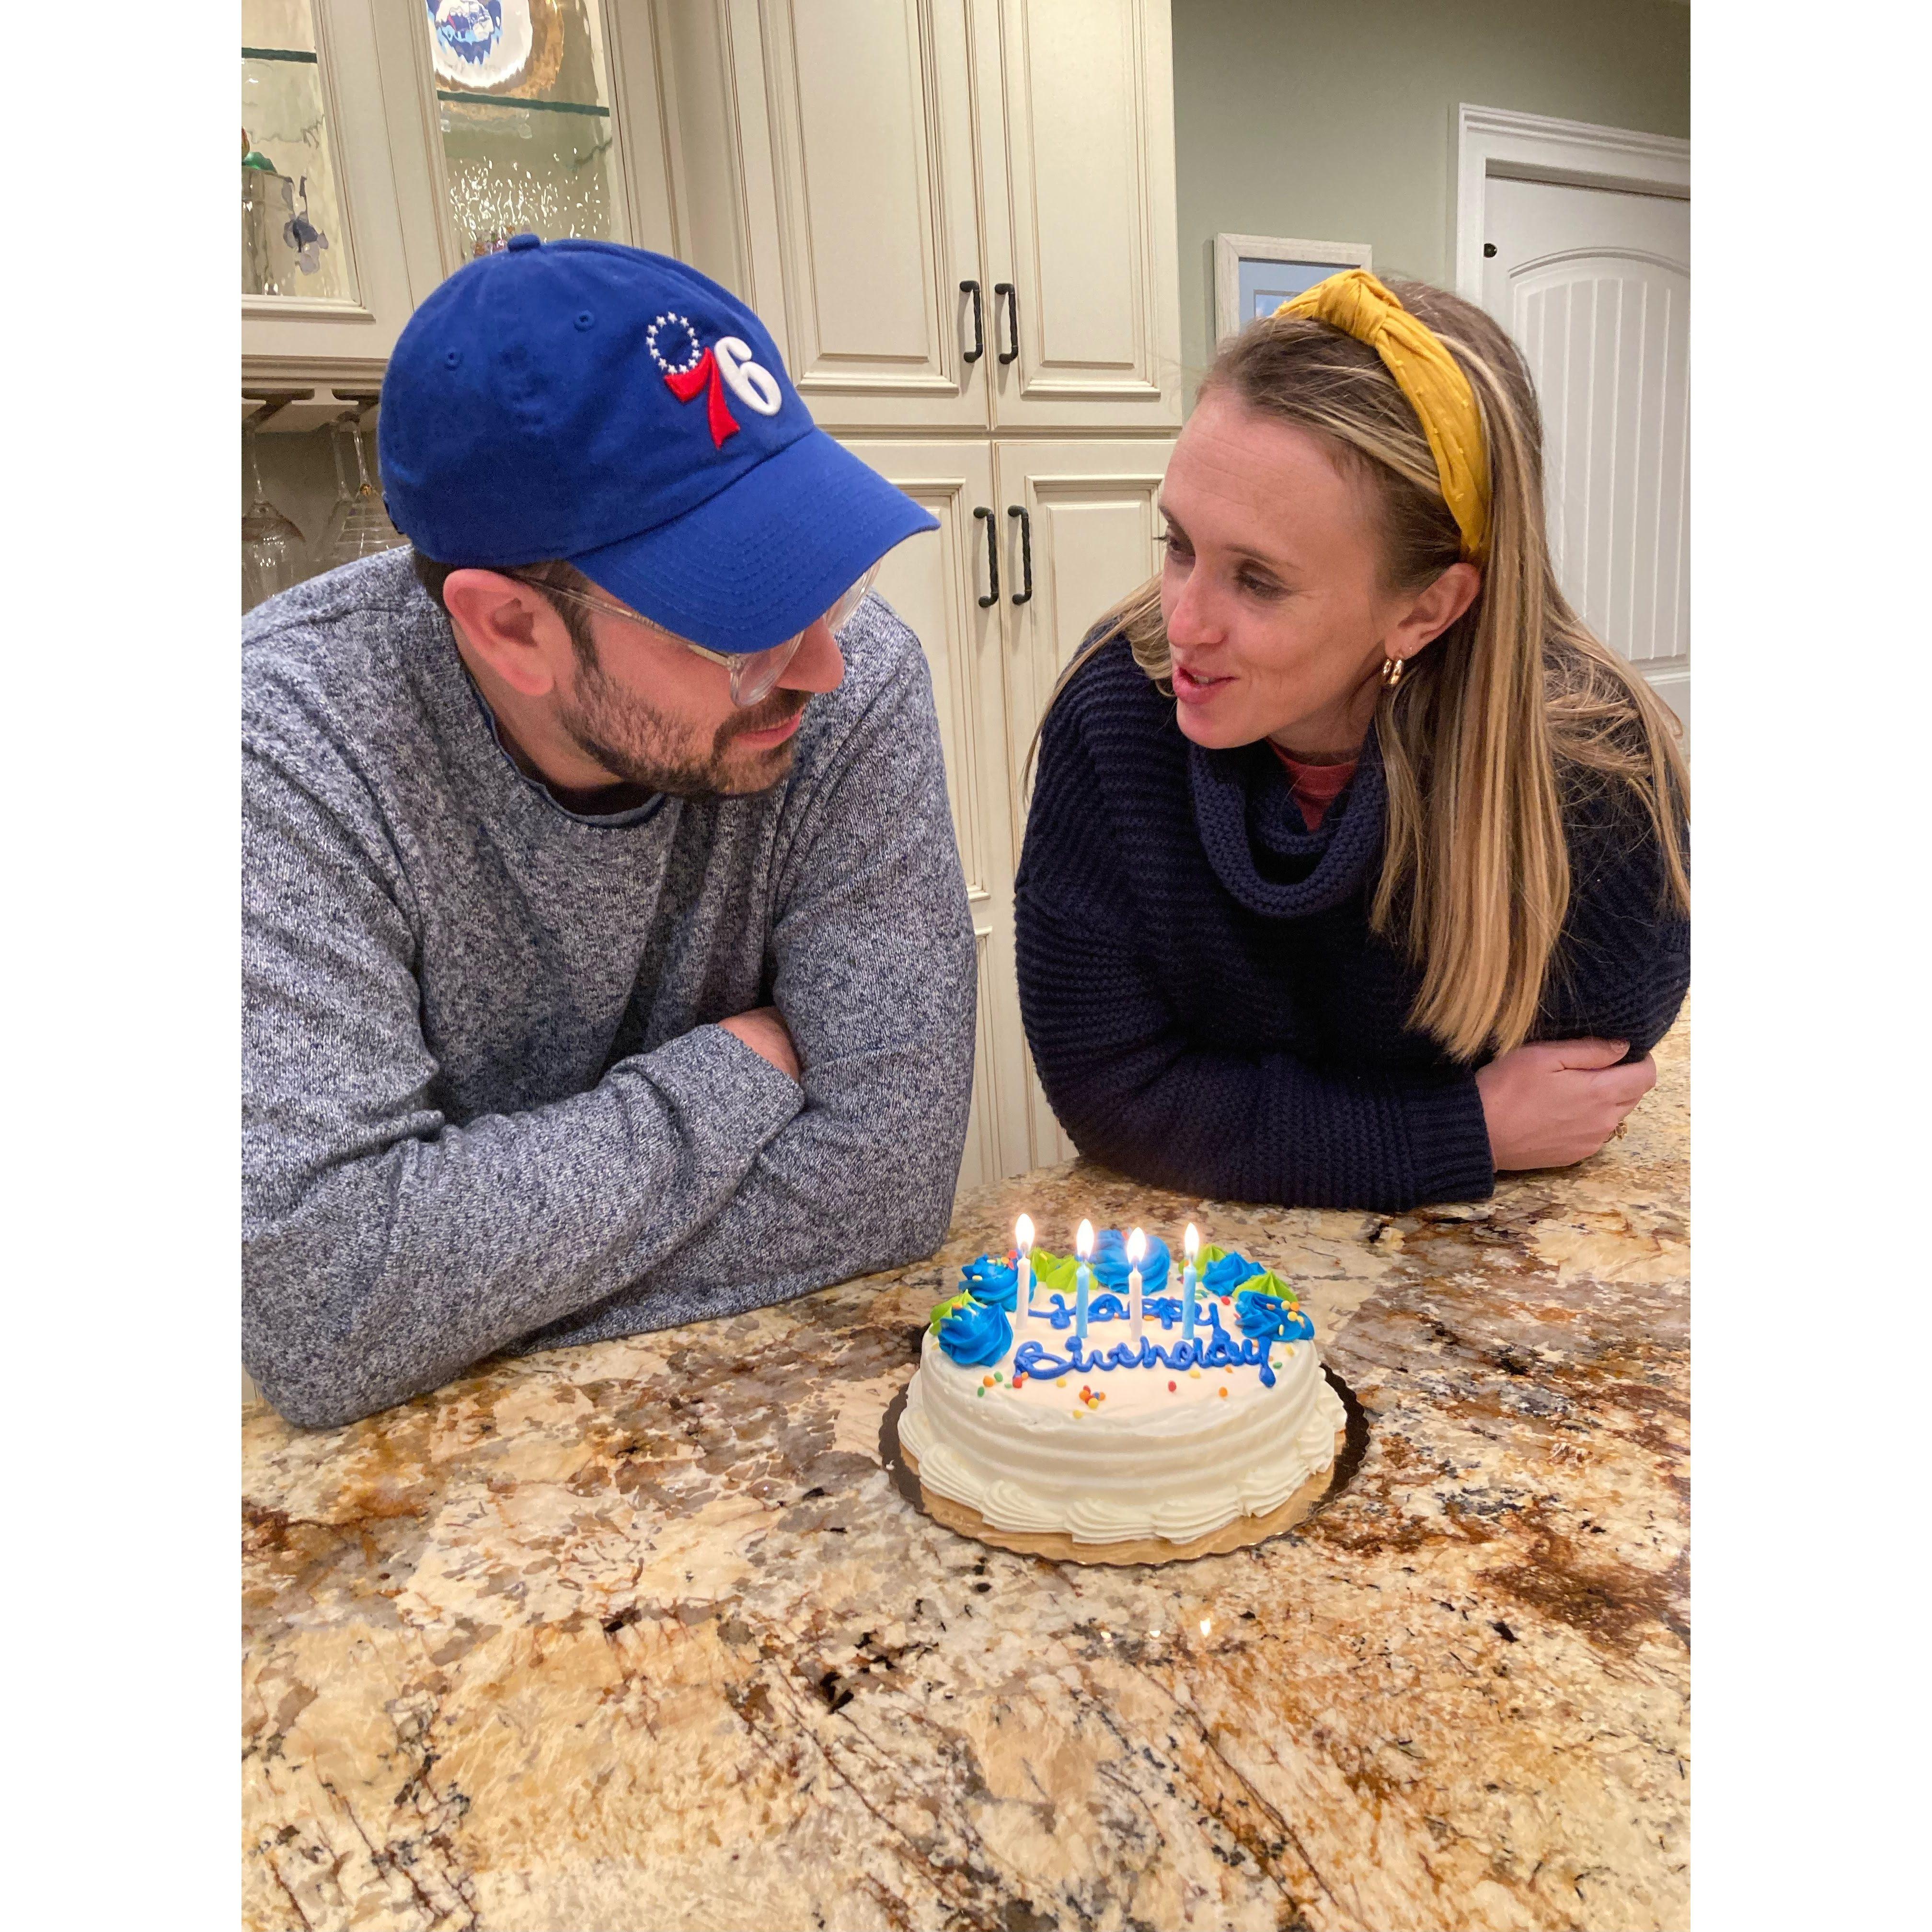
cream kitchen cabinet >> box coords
[991,436,1174,1167]
[840,439,1034,1192]
[243,0,445,386]
[848,435,1174,1183]
[243,0,677,389]
[973,0,1182,433]
[661,0,1181,437]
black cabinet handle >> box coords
[974,506,1000,607]
[1008,504,1033,605]
[959,280,984,362]
[994,281,1019,364]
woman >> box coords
[1014,270,1688,1211]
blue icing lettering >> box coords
[958,1254,1018,1311]
[937,1296,1011,1367]
[1013,1338,1070,1380]
[1201,1329,1242,1370]
[987,1242,1298,1389]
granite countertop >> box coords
[244,1018,1687,1932]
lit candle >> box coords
[1182,1222,1200,1342]
[1014,1212,1035,1348]
[1127,1226,1147,1344]
[1074,1219,1095,1343]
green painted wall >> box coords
[1171,0,1690,394]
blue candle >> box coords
[1182,1221,1200,1341]
[1074,1218,1094,1342]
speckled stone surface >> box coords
[243,1018,1687,1932]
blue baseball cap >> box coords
[378,237,937,654]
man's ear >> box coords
[1390,560,1483,660]
[442,570,574,698]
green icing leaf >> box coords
[1244,1268,1303,1309]
[928,1290,976,1334]
[1197,1243,1230,1267]
[1026,1248,1080,1293]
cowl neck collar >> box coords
[1187,723,1386,918]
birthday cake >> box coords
[897,1226,1346,1555]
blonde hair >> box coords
[1039,280,1689,1064]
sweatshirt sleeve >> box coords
[1014,696,1495,1214]
[515,625,978,1349]
[1533,771,1690,1057]
[242,723,806,1429]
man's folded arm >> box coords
[242,740,804,1428]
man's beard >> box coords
[557,656,808,801]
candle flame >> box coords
[1076,1218,1094,1259]
[1126,1226,1147,1265]
[1184,1222,1200,1261]
[1015,1212,1034,1253]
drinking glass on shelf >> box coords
[312,421,359,574]
[242,417,305,613]
[322,425,406,566]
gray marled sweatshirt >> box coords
[242,550,976,1427]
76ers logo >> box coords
[646,313,782,449]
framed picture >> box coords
[1213,234,1373,346]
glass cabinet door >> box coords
[242,0,356,302]
[420,1,630,258]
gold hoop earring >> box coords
[1381,656,1405,691]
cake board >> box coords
[878,1363,1369,1568]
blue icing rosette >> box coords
[936,1295,1012,1367]
[1202,1250,1268,1297]
[1091,1227,1171,1295]
[1235,1286,1315,1343]
[957,1254,1019,1311]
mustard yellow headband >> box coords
[1275,269,1490,561]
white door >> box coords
[839,437,1034,1192]
[972,0,1183,433]
[1483,176,1690,746]
[994,436,1175,1165]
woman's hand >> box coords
[1475,1038,1657,1172]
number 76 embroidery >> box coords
[646,312,782,449]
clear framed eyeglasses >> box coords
[512,563,880,707]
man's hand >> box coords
[1475,1038,1657,1172]
[718,1005,801,1084]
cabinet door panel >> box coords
[758,2,989,430]
[994,437,1174,1165]
[976,0,1181,431]
[838,439,1033,1194]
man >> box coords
[243,238,976,1427]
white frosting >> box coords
[899,1313,1346,1546]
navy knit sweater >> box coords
[1014,638,1689,1211]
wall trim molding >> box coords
[1454,104,1690,302]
